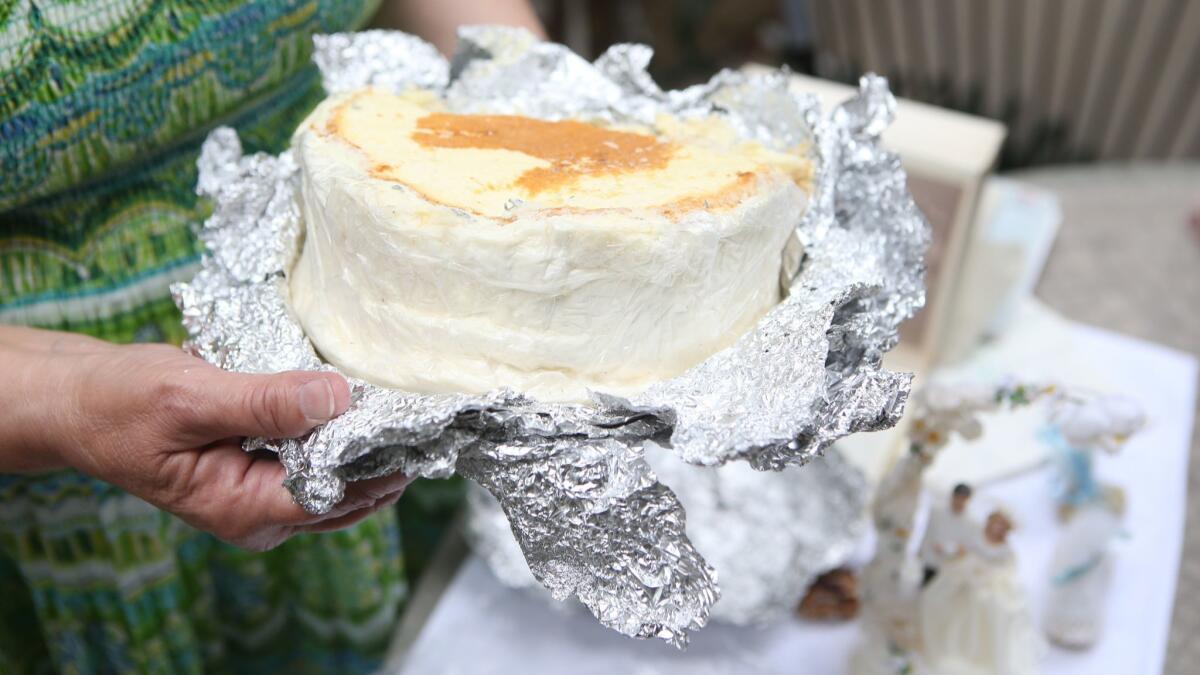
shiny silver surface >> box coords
[172,28,927,645]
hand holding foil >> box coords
[0,326,411,550]
[173,28,929,645]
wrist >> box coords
[0,341,81,473]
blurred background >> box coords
[374,2,1199,673]
[2,1,1194,673]
[524,0,1200,168]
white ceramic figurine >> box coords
[918,483,978,587]
[919,510,1042,675]
[852,380,1053,675]
[1042,394,1144,648]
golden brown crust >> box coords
[313,90,805,220]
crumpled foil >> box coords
[468,445,869,625]
[172,27,928,646]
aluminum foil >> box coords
[172,27,928,646]
[467,445,869,625]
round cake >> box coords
[289,88,812,401]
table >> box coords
[390,321,1196,674]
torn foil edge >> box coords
[172,27,927,645]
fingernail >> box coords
[298,378,336,423]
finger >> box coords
[173,369,351,440]
[297,490,404,535]
[232,454,320,527]
[169,443,319,541]
[319,471,412,520]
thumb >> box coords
[180,369,352,440]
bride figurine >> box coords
[852,381,1051,675]
[919,510,1043,675]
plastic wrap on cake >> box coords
[172,27,928,646]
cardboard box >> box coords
[753,70,1007,482]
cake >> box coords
[289,88,812,402]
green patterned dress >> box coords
[0,2,450,673]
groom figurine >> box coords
[919,483,976,586]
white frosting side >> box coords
[289,91,808,402]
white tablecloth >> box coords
[395,323,1196,675]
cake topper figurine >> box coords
[1043,394,1145,521]
[1041,394,1145,649]
[853,379,1146,670]
[852,380,1053,675]
[918,483,977,588]
[919,509,1042,675]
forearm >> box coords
[0,325,94,472]
[376,0,546,55]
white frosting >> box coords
[289,89,809,402]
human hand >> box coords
[1,327,409,550]
[375,0,546,55]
